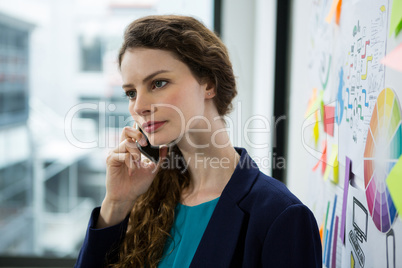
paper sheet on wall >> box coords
[308,0,336,94]
[335,0,388,179]
[343,182,402,268]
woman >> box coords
[75,15,322,268]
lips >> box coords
[142,121,167,133]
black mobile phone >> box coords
[136,127,160,163]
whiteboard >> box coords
[286,0,402,267]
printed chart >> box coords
[364,88,401,233]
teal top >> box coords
[158,197,220,268]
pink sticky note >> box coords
[381,43,402,73]
[324,105,335,136]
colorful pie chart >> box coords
[364,88,401,233]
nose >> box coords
[133,90,153,116]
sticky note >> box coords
[312,140,327,174]
[386,156,402,215]
[321,141,327,175]
[333,153,339,184]
[319,223,324,244]
[314,111,319,146]
[335,0,342,25]
[389,0,402,37]
[324,105,335,136]
[305,89,324,118]
[305,88,317,118]
[323,144,338,182]
[381,43,402,73]
[340,157,353,244]
[325,0,340,24]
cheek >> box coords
[128,102,140,121]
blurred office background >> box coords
[0,0,281,265]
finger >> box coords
[120,126,147,147]
[113,138,141,158]
[125,153,141,175]
[107,152,129,166]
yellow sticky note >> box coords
[386,156,402,215]
[389,0,402,37]
[323,144,338,182]
[314,111,319,146]
[333,152,339,184]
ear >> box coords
[204,82,216,99]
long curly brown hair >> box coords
[111,15,237,267]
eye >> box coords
[153,80,168,89]
[125,90,137,100]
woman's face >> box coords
[120,48,210,146]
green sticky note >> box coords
[389,0,402,37]
[386,156,402,215]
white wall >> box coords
[222,0,276,176]
[285,0,313,203]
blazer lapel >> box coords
[190,147,260,267]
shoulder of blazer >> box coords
[229,147,303,214]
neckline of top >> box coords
[178,196,220,208]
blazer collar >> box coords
[190,147,260,267]
[221,147,261,204]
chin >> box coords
[148,132,182,147]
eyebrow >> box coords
[122,70,171,89]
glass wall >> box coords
[0,0,213,261]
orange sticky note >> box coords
[381,43,402,73]
[325,0,340,24]
[305,88,317,118]
[335,0,342,25]
[319,223,324,244]
[312,140,327,174]
[321,141,327,175]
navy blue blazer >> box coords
[75,147,322,267]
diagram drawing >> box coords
[364,88,401,233]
